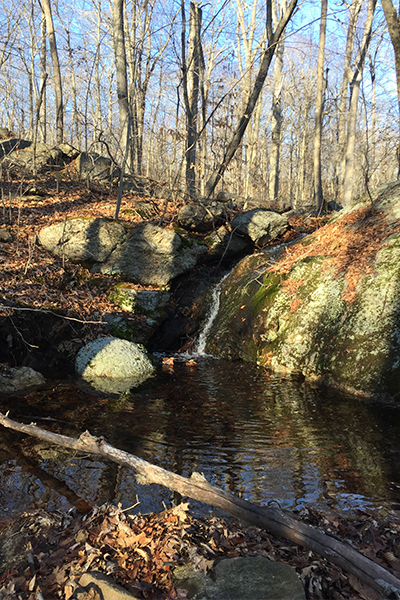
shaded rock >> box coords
[75,336,154,393]
[107,286,171,339]
[0,365,45,393]
[38,217,126,264]
[204,225,253,261]
[96,223,207,287]
[231,209,288,246]
[74,152,117,181]
[178,199,230,233]
[173,556,305,600]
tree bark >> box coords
[1,413,400,598]
[313,0,327,212]
[181,1,203,199]
[380,0,400,176]
[204,0,298,198]
[112,0,131,168]
[342,0,376,206]
[41,0,63,145]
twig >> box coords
[0,305,105,325]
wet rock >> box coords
[0,365,45,393]
[38,217,126,264]
[231,209,288,246]
[95,223,207,287]
[173,556,305,600]
[75,336,154,393]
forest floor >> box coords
[1,174,400,600]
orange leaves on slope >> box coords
[268,205,400,304]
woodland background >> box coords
[1,0,400,209]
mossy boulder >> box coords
[205,180,400,400]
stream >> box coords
[1,357,400,519]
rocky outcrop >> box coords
[38,218,126,264]
[75,336,154,393]
[202,181,400,400]
[230,209,288,246]
[96,223,208,287]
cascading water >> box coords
[194,269,232,355]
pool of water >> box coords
[1,357,400,519]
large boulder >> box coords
[95,223,208,286]
[73,152,117,181]
[38,218,126,263]
[230,209,288,246]
[75,336,154,393]
[203,181,400,400]
[0,140,75,173]
[178,199,231,233]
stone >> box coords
[38,217,126,263]
[0,366,45,393]
[205,225,253,260]
[78,572,141,600]
[75,152,117,181]
[75,336,154,393]
[205,180,400,400]
[230,210,288,246]
[96,223,207,287]
[173,556,305,600]
[178,200,230,233]
[0,228,12,242]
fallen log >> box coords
[1,411,400,598]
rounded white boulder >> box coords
[75,337,154,393]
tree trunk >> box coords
[269,36,284,203]
[342,0,376,206]
[204,0,298,198]
[313,0,327,212]
[112,0,131,168]
[1,413,400,599]
[380,0,400,176]
[41,0,63,144]
[181,1,203,199]
[336,0,363,196]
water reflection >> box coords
[0,357,400,519]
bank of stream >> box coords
[1,357,400,520]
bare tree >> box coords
[342,0,376,206]
[204,0,298,198]
[41,0,64,144]
[112,0,130,167]
[313,0,327,211]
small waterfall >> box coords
[194,270,231,355]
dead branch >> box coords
[0,305,104,324]
[0,412,399,598]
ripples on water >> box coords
[1,357,400,518]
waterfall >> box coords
[194,270,232,355]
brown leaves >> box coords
[270,206,400,304]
